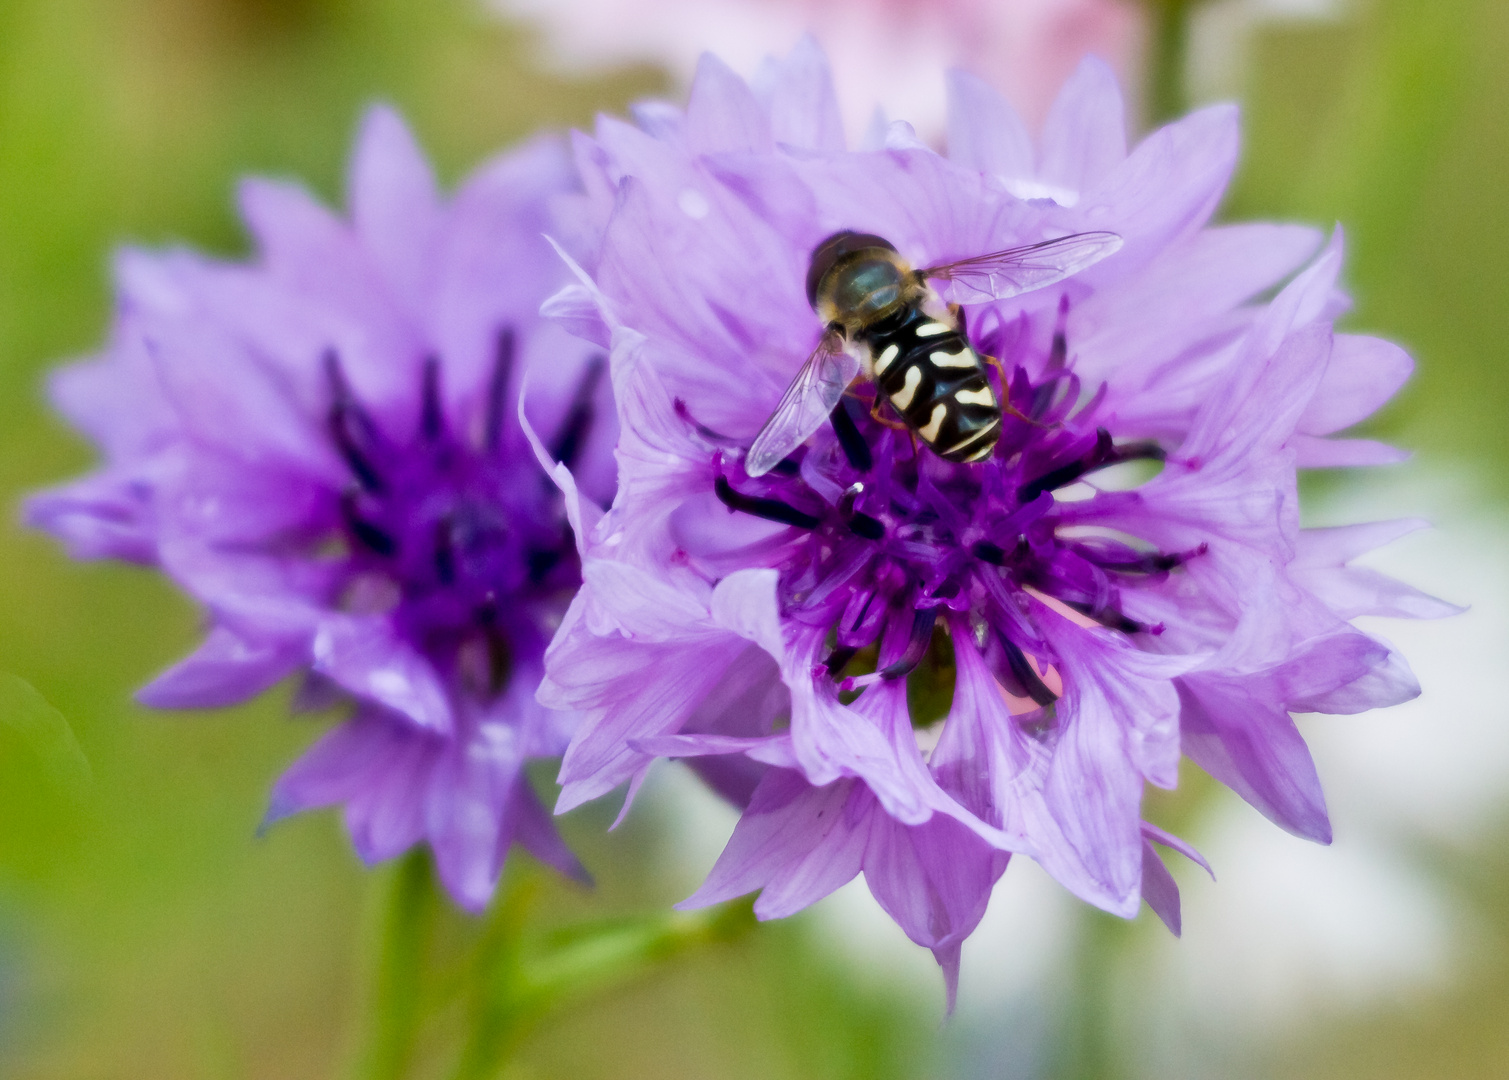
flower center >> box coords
[701,312,1203,723]
[324,334,598,700]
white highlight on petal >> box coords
[677,188,710,219]
[930,348,976,368]
[1050,481,1098,502]
[1003,177,1082,206]
[891,365,923,411]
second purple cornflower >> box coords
[537,43,1454,999]
[28,108,616,910]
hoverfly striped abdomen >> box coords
[863,307,1001,463]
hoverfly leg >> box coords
[983,354,1049,429]
[867,393,910,432]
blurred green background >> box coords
[0,0,1504,1077]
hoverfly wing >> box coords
[746,330,861,477]
[921,231,1122,305]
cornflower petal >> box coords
[945,68,1035,183]
[754,35,846,153]
[1038,55,1127,194]
[539,43,1447,999]
[28,108,612,910]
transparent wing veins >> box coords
[746,330,861,477]
[920,231,1123,303]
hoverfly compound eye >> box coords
[806,231,898,308]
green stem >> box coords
[350,848,435,1080]
[448,868,540,1080]
[1050,909,1129,1080]
[1146,0,1196,126]
[449,891,758,1080]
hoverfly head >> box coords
[806,231,908,329]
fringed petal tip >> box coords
[255,793,297,840]
[933,942,963,1017]
[609,768,650,831]
[1140,835,1183,937]
[1139,823,1218,938]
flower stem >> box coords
[449,889,758,1080]
[349,848,436,1080]
[1050,908,1130,1080]
[1145,0,1198,125]
[448,867,540,1080]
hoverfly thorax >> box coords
[806,231,916,334]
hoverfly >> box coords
[744,229,1123,477]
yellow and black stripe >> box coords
[863,307,1000,463]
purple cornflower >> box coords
[537,43,1454,1000]
[28,107,616,910]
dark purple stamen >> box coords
[830,397,873,472]
[715,476,821,530]
[433,516,457,584]
[674,398,745,448]
[973,541,1008,565]
[1061,600,1145,634]
[1017,428,1165,503]
[527,548,564,584]
[342,494,397,555]
[323,349,580,703]
[848,513,885,540]
[1071,540,1207,576]
[1047,295,1070,370]
[484,327,515,451]
[842,585,890,645]
[551,355,606,470]
[878,607,938,681]
[325,352,387,494]
[824,644,859,676]
[837,481,884,538]
[1028,370,1067,423]
[708,340,1199,715]
[999,634,1059,706]
[420,356,445,443]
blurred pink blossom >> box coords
[494,0,1144,137]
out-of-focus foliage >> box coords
[1230,0,1509,482]
[1225,2,1509,1076]
[0,0,1506,1077]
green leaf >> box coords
[519,898,758,1009]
